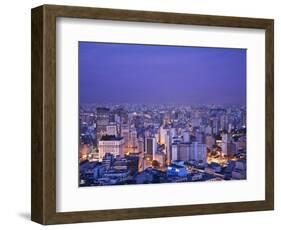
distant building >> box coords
[165,131,171,164]
[96,107,110,140]
[106,123,118,136]
[221,133,230,155]
[98,135,125,159]
[211,118,219,134]
[129,128,138,153]
[138,137,144,154]
[206,135,215,149]
[220,115,228,130]
[121,125,130,152]
[221,133,237,157]
[171,143,179,161]
[183,131,190,143]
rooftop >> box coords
[100,135,124,141]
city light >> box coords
[79,104,247,187]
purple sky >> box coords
[79,42,246,105]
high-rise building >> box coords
[171,141,207,163]
[220,115,228,131]
[155,133,160,144]
[178,143,190,162]
[183,131,190,143]
[189,142,207,163]
[165,131,171,163]
[171,143,178,161]
[206,135,215,149]
[129,128,138,153]
[241,109,246,127]
[138,137,144,154]
[159,126,168,145]
[211,118,219,135]
[221,133,231,155]
[228,123,233,133]
[121,125,130,153]
[98,135,125,160]
[106,123,118,136]
[145,137,157,157]
[96,107,110,140]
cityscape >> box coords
[79,42,247,187]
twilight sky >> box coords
[79,42,246,105]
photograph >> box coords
[78,42,247,187]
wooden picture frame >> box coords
[31,4,274,225]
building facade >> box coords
[96,107,110,140]
[98,135,125,160]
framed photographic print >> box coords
[31,4,274,225]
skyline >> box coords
[79,103,247,186]
[79,42,246,106]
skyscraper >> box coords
[129,128,138,153]
[206,135,215,149]
[96,107,110,140]
[145,137,157,157]
[221,133,231,155]
[121,125,130,153]
[171,143,178,161]
[165,131,171,163]
[159,126,168,145]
